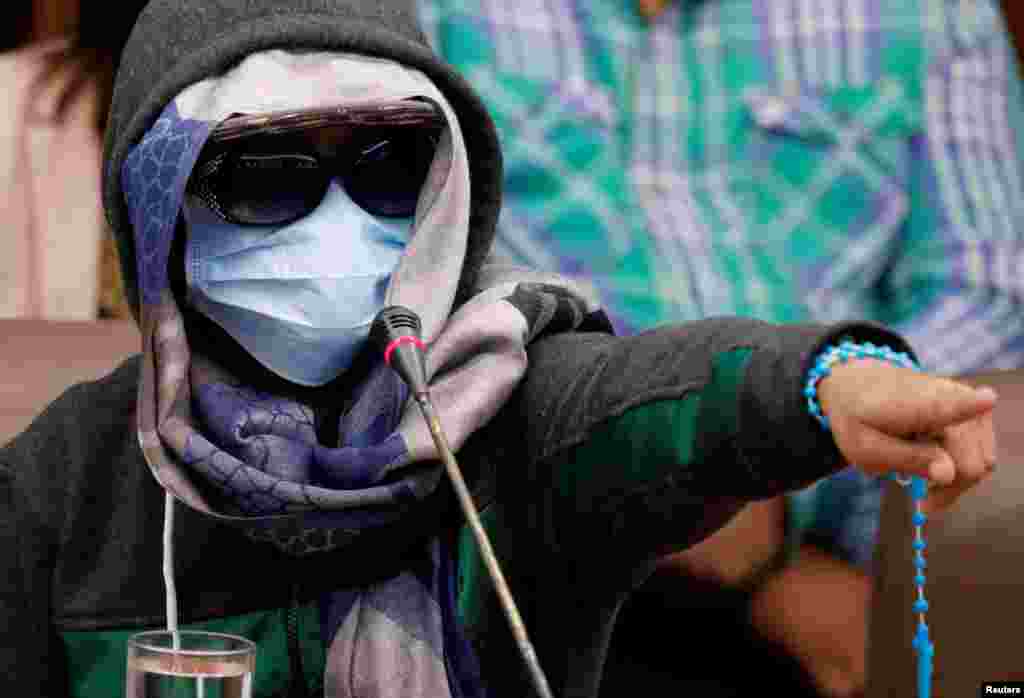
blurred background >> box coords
[2,0,131,320]
[4,0,1024,322]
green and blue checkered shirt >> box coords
[418,0,1024,566]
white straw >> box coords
[163,491,181,650]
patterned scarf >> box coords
[121,51,602,696]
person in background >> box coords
[0,2,142,320]
[418,0,1024,695]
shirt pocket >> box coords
[729,80,924,315]
[469,68,638,272]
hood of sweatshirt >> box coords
[103,0,503,325]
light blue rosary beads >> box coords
[805,340,933,698]
[898,474,934,698]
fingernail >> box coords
[975,386,999,401]
[929,459,955,486]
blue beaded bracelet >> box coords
[805,340,917,430]
[804,340,933,698]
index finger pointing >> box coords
[907,380,998,434]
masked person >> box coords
[0,2,998,697]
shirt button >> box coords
[756,97,788,128]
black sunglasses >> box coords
[186,100,444,226]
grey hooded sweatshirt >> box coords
[0,1,915,697]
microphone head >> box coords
[370,306,422,350]
[371,306,429,396]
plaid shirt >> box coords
[419,0,1024,566]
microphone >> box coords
[371,306,555,698]
[369,306,429,397]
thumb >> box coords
[891,381,997,435]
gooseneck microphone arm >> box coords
[370,306,555,698]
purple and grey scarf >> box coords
[121,51,600,697]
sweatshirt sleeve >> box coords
[499,318,914,565]
[0,354,144,698]
[521,317,913,495]
[0,439,66,696]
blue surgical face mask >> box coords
[183,179,413,386]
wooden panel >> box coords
[0,319,139,445]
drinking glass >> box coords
[126,630,256,698]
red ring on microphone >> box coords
[384,335,426,366]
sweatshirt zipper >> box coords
[286,583,309,697]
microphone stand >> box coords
[371,306,555,698]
